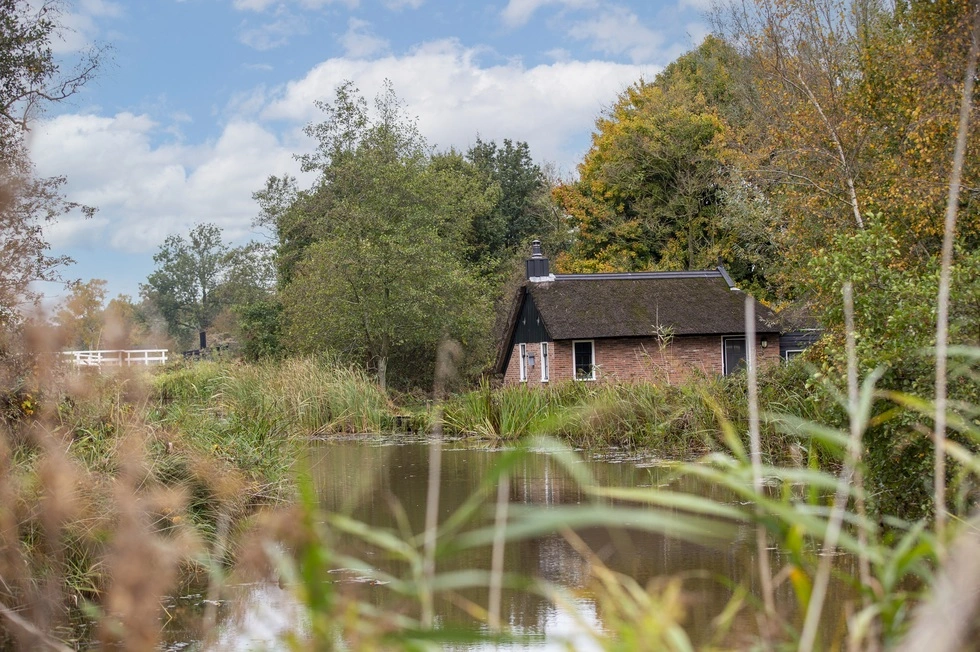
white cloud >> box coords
[383,0,424,8]
[238,14,309,50]
[567,7,665,63]
[30,113,303,252]
[685,21,711,46]
[50,0,123,54]
[29,39,655,273]
[232,0,359,11]
[340,18,389,59]
[500,0,596,28]
[261,39,655,175]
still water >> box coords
[203,436,849,649]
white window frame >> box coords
[518,343,528,382]
[540,342,550,382]
[783,349,804,361]
[572,340,596,381]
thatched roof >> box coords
[527,269,779,340]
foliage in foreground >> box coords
[220,350,980,650]
[0,357,307,649]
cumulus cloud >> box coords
[340,18,389,58]
[500,0,597,28]
[567,6,665,63]
[30,113,303,252]
[29,39,653,271]
[261,39,653,174]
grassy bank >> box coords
[0,355,394,648]
[443,361,821,460]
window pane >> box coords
[519,343,527,381]
[541,342,549,381]
[723,337,746,375]
[574,341,593,379]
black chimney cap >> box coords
[531,240,543,258]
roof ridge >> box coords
[553,269,723,281]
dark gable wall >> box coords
[512,295,550,344]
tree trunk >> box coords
[377,332,390,392]
[377,356,387,393]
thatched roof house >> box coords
[496,242,783,384]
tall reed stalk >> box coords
[933,3,980,551]
[744,297,776,633]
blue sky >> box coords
[29,0,712,303]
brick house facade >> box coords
[496,242,783,385]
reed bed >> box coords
[152,356,393,436]
[443,363,816,461]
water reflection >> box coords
[304,437,790,648]
[210,437,849,649]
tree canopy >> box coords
[553,37,744,276]
[275,82,493,389]
[141,224,274,349]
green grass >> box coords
[443,363,819,462]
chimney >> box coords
[525,240,551,280]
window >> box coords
[573,340,595,380]
[722,336,747,375]
[783,349,803,361]
[540,342,550,382]
[518,343,528,382]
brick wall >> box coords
[503,335,781,385]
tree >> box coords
[712,0,881,232]
[711,0,980,290]
[277,82,492,390]
[0,0,105,321]
[54,279,107,350]
[143,224,278,350]
[554,38,743,275]
[142,223,228,342]
[252,174,310,286]
[464,138,553,267]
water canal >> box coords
[184,436,851,650]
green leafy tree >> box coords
[142,223,228,343]
[252,174,310,286]
[807,217,980,518]
[464,138,554,266]
[555,38,741,275]
[278,81,492,390]
[142,224,275,350]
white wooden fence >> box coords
[62,349,169,367]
